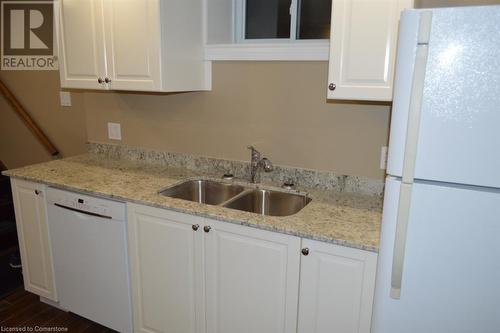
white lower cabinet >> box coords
[8,181,378,331]
[127,203,205,333]
[127,203,300,333]
[204,219,301,333]
[127,203,378,333]
[297,239,378,333]
[11,179,57,301]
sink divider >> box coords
[219,188,254,207]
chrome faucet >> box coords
[248,146,274,183]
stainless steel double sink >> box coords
[159,179,311,217]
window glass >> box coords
[296,0,332,39]
[245,0,291,39]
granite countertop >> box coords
[3,154,383,252]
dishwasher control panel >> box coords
[61,197,110,217]
[47,187,126,221]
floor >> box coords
[0,288,117,332]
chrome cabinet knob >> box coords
[192,224,199,231]
[301,248,309,256]
[328,83,336,91]
[105,77,111,83]
[97,77,104,84]
[204,225,211,233]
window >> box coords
[204,0,332,61]
[238,0,332,41]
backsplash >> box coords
[87,142,384,196]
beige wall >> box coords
[85,0,500,180]
[85,62,391,180]
[0,71,87,169]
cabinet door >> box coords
[327,0,413,101]
[297,239,377,333]
[102,0,162,91]
[11,179,57,301]
[127,204,205,333]
[205,220,300,333]
[57,0,107,89]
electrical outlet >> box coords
[380,146,388,170]
[60,91,72,107]
[108,122,122,140]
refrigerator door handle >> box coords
[390,11,432,300]
[390,183,412,299]
[400,13,432,185]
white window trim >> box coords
[205,42,329,61]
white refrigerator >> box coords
[372,6,500,333]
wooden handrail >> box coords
[0,79,60,158]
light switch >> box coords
[108,122,122,140]
[60,91,72,107]
[380,146,388,170]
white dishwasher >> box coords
[47,187,133,333]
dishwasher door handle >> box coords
[54,203,112,219]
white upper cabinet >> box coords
[327,0,413,101]
[57,0,106,90]
[56,0,210,92]
[11,179,57,301]
[102,0,162,91]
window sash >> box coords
[235,0,327,43]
